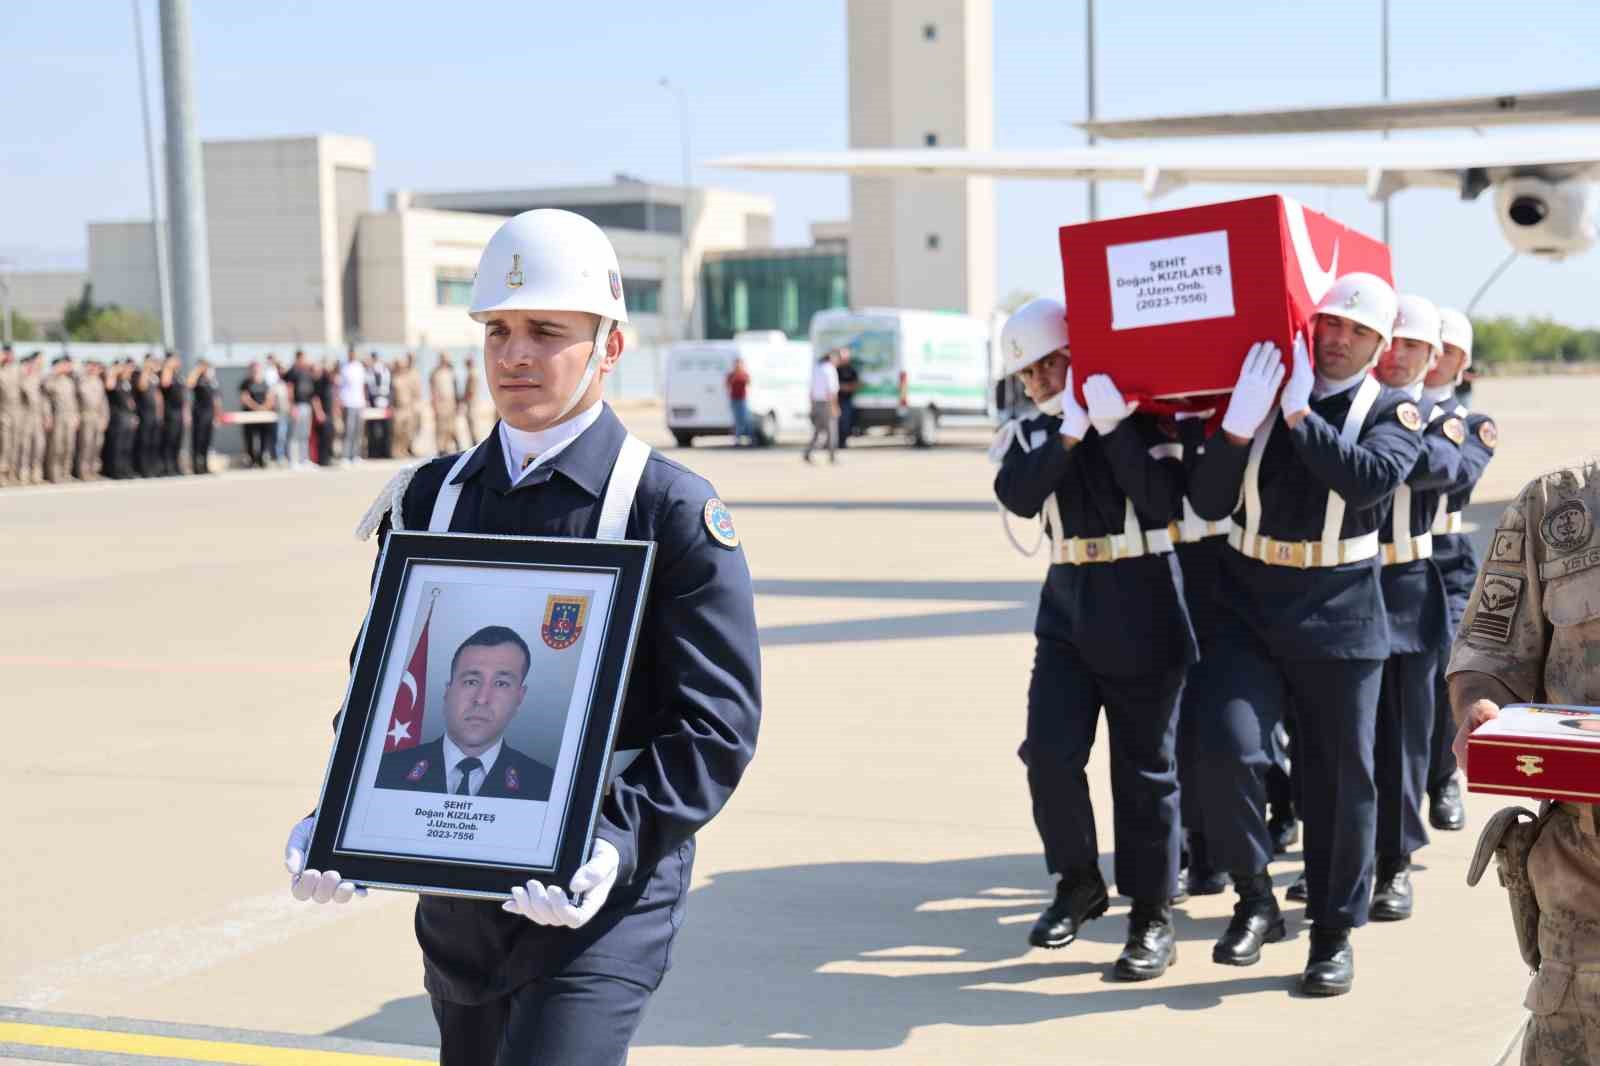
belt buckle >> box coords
[1082,536,1110,563]
[1266,538,1303,569]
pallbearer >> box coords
[993,297,1197,981]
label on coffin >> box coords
[1107,230,1235,330]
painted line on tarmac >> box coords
[0,1008,431,1065]
[0,893,395,1012]
[0,461,410,501]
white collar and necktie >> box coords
[441,735,503,797]
[499,402,604,484]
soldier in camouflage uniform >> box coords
[1449,459,1600,1065]
[17,353,46,485]
[43,356,81,482]
[75,361,107,480]
[0,345,19,486]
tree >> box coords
[58,282,160,343]
[3,309,37,342]
[61,282,99,338]
[1469,315,1600,367]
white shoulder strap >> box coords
[596,433,651,540]
[1320,376,1382,557]
[1241,419,1273,555]
[428,443,483,532]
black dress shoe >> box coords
[1285,872,1308,902]
[1113,901,1177,981]
[1212,872,1286,966]
[1301,926,1355,996]
[1430,778,1466,831]
[1184,833,1230,896]
[1269,814,1300,854]
[1028,870,1109,949]
[1370,855,1414,921]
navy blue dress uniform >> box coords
[1189,368,1423,991]
[1425,398,1497,808]
[1370,400,1465,919]
[368,404,761,1064]
[995,406,1197,976]
[1169,414,1234,895]
[375,736,556,802]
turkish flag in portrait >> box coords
[385,611,429,753]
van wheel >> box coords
[755,411,779,447]
[672,431,695,448]
[911,406,939,448]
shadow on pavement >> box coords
[755,578,1039,647]
[327,852,1304,1053]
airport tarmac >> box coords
[0,377,1589,1065]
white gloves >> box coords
[285,816,365,903]
[502,838,620,929]
[1279,332,1313,417]
[1221,341,1286,438]
[1056,370,1091,442]
[1175,408,1216,422]
[1084,374,1138,437]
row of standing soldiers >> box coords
[0,346,218,485]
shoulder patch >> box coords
[703,497,739,549]
[1395,401,1423,432]
[1477,420,1498,449]
[1441,417,1466,445]
[1488,528,1525,564]
[1540,498,1593,553]
[1468,573,1524,644]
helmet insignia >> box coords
[506,254,524,289]
[1344,290,1361,309]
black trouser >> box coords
[432,973,653,1066]
[1428,638,1460,792]
[1026,636,1183,903]
[837,397,855,446]
[1195,618,1381,929]
[315,418,336,466]
[160,416,184,474]
[1376,651,1436,860]
[366,414,392,459]
[1177,650,1212,846]
[191,412,213,473]
[135,415,162,476]
[242,424,268,467]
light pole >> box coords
[1085,0,1098,221]
[1380,0,1391,245]
[158,0,213,369]
[659,77,692,340]
[0,262,12,345]
[131,0,174,350]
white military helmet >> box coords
[469,209,628,423]
[1312,271,1398,345]
[999,297,1070,378]
[1391,293,1442,354]
[1438,307,1474,365]
[469,209,628,324]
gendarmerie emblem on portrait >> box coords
[306,531,654,897]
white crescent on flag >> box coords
[399,670,418,712]
[1282,198,1340,303]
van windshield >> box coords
[813,325,896,375]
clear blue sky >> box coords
[5,0,1599,323]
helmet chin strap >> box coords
[550,316,614,425]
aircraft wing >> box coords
[710,135,1600,198]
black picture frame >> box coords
[306,530,654,898]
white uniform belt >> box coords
[1227,527,1380,569]
[1430,510,1464,535]
[1382,532,1434,565]
[1169,517,1233,544]
[1051,528,1174,565]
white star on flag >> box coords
[386,719,412,746]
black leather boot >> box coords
[1028,868,1109,949]
[1113,900,1177,981]
[1429,777,1465,831]
[1301,925,1354,996]
[1268,812,1300,854]
[1184,832,1230,896]
[1212,871,1286,966]
[1370,854,1414,921]
[1285,871,1308,902]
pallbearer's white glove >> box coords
[285,816,365,903]
[1221,341,1286,438]
[1056,370,1091,442]
[1084,374,1138,437]
[502,838,620,929]
[1279,332,1314,418]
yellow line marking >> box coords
[0,1022,430,1065]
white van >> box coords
[664,332,813,447]
[808,308,995,447]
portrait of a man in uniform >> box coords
[375,625,555,802]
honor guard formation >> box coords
[992,273,1499,998]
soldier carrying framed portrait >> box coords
[304,529,654,897]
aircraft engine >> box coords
[1493,176,1598,260]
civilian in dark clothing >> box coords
[283,351,318,467]
[835,349,860,447]
[313,361,338,467]
[159,355,188,475]
[106,362,138,478]
[133,360,163,477]
[239,362,272,468]
[188,360,217,473]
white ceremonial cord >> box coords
[999,501,1045,557]
[987,420,1021,465]
[1489,1013,1529,1066]
[354,464,422,540]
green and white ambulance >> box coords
[808,308,996,447]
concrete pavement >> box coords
[0,377,1583,1065]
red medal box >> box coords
[1467,704,1600,804]
[1059,195,1392,413]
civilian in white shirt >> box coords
[337,349,369,463]
[804,350,840,464]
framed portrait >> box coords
[306,530,655,898]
